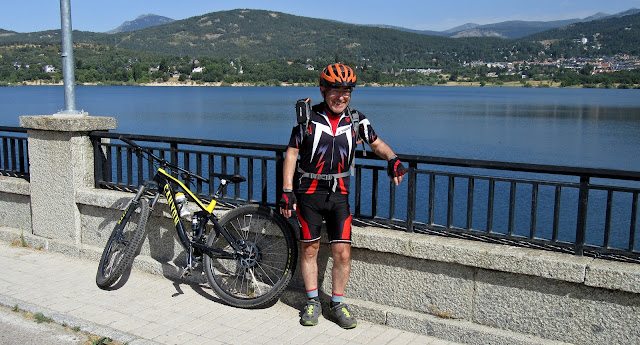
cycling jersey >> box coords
[288,103,378,195]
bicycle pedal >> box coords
[180,267,193,278]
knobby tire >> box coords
[204,205,297,308]
[96,197,150,289]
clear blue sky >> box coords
[2,0,639,33]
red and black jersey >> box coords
[288,103,378,195]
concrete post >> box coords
[19,115,117,242]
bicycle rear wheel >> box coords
[204,205,297,308]
[96,197,150,289]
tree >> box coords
[580,64,594,76]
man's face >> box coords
[321,86,353,114]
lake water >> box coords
[2,85,639,250]
[1,85,639,171]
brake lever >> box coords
[181,172,194,182]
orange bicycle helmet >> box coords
[319,63,357,88]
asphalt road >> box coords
[0,305,88,345]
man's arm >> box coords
[369,138,396,160]
[369,138,405,185]
[280,146,299,218]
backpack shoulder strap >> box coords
[347,107,366,175]
[347,107,360,142]
[296,98,313,139]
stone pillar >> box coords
[20,115,117,243]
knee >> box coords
[331,244,351,264]
[301,241,320,259]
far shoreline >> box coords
[4,80,639,89]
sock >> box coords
[331,292,343,307]
[307,288,319,301]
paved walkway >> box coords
[0,241,461,345]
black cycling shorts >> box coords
[296,193,352,243]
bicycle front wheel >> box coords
[96,197,150,289]
[204,205,297,308]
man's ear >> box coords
[320,86,326,99]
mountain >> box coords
[1,8,639,69]
[527,10,640,56]
[364,8,639,39]
[107,14,174,34]
[433,8,640,39]
[364,24,445,37]
[82,9,493,65]
[451,19,580,39]
[598,8,640,20]
[583,12,611,22]
[443,23,480,34]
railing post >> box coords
[275,150,284,206]
[406,161,417,233]
[170,142,179,171]
[92,138,103,188]
[20,117,116,242]
[575,175,590,256]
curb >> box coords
[0,294,161,345]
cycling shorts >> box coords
[296,193,352,243]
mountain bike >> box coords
[95,136,298,308]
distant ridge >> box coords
[367,8,640,39]
[442,23,480,34]
[107,14,174,34]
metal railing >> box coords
[394,156,640,261]
[88,132,640,261]
[0,126,29,180]
[90,132,286,207]
[2,127,639,261]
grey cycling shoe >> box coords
[300,299,322,326]
[329,303,357,329]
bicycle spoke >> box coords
[204,205,297,308]
[248,268,263,295]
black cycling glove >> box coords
[387,156,406,179]
[279,189,297,210]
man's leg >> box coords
[301,241,320,292]
[299,240,322,326]
[328,242,357,329]
[330,242,351,297]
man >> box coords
[279,63,406,329]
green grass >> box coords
[33,312,52,323]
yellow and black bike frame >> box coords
[144,168,241,259]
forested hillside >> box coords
[0,9,537,69]
[528,12,640,56]
[1,9,639,88]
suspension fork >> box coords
[117,183,149,227]
[144,181,160,215]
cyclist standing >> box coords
[279,63,406,328]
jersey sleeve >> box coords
[288,125,302,149]
[357,112,378,145]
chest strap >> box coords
[297,167,350,192]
